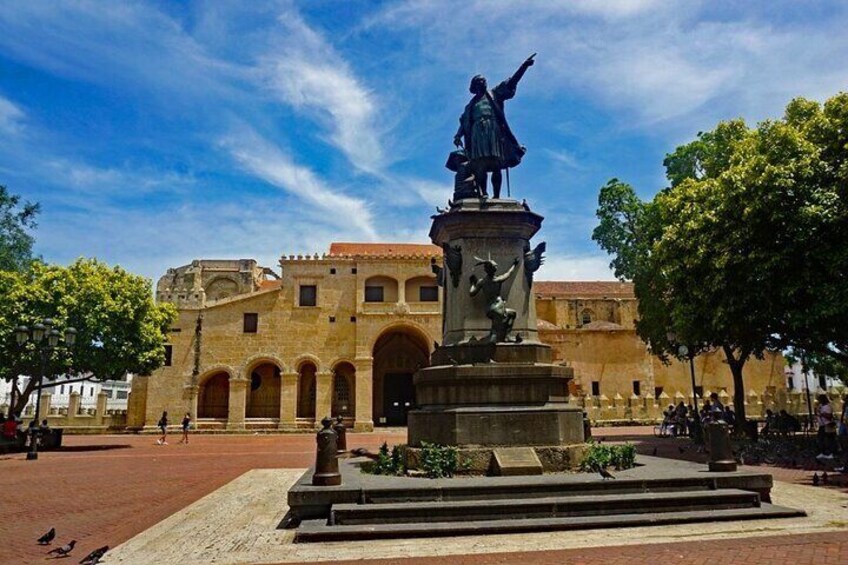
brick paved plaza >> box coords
[2,427,846,564]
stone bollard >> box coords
[706,422,737,472]
[312,416,342,486]
[333,415,347,455]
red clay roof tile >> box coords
[534,280,634,298]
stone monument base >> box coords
[407,404,584,447]
[403,443,586,475]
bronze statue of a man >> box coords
[469,255,520,343]
[454,54,535,199]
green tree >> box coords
[1,259,177,415]
[0,185,40,272]
[594,92,848,425]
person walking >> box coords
[179,412,191,444]
[156,411,169,445]
[815,395,837,461]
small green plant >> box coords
[367,442,406,476]
[420,441,464,478]
[580,442,637,472]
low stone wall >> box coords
[0,391,127,434]
[576,387,846,425]
[3,387,843,433]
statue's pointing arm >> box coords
[496,54,536,101]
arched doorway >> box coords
[246,362,281,419]
[372,329,430,426]
[297,361,317,419]
[332,362,356,419]
[198,372,229,418]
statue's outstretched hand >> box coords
[524,53,536,67]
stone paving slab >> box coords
[102,467,848,565]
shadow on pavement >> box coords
[56,444,132,452]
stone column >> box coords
[227,378,248,430]
[315,371,333,425]
[353,357,374,432]
[184,384,199,422]
[38,391,52,422]
[280,371,299,431]
[96,391,108,425]
[68,391,81,418]
[397,280,406,305]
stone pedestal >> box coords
[407,198,583,448]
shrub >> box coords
[580,442,637,472]
[420,441,463,478]
[368,442,406,476]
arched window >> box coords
[364,276,399,303]
[581,309,593,325]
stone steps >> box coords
[296,503,805,542]
[330,489,761,525]
[356,476,721,504]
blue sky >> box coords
[1,1,847,284]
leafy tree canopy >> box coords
[593,92,848,422]
[1,259,177,414]
[0,185,40,273]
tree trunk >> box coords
[13,376,39,417]
[722,345,749,427]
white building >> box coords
[0,374,133,413]
[784,361,842,392]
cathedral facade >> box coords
[127,243,786,431]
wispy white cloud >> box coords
[43,159,196,196]
[35,196,348,283]
[0,2,243,106]
[0,95,24,134]
[365,1,848,127]
[260,10,384,173]
[543,148,583,170]
[221,127,377,240]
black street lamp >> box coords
[15,319,77,461]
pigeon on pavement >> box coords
[79,545,109,565]
[47,540,76,557]
[37,527,55,545]
[596,464,616,480]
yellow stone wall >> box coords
[132,252,788,430]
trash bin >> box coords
[41,428,63,450]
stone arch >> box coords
[241,353,287,377]
[364,275,399,302]
[580,308,595,326]
[204,276,240,301]
[371,324,432,426]
[368,320,435,354]
[245,361,282,419]
[331,361,356,418]
[404,275,439,303]
[197,366,234,419]
[293,354,324,374]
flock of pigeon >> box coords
[37,527,108,563]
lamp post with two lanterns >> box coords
[15,318,77,461]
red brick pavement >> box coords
[1,426,846,565]
[0,431,403,565]
[282,532,848,565]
